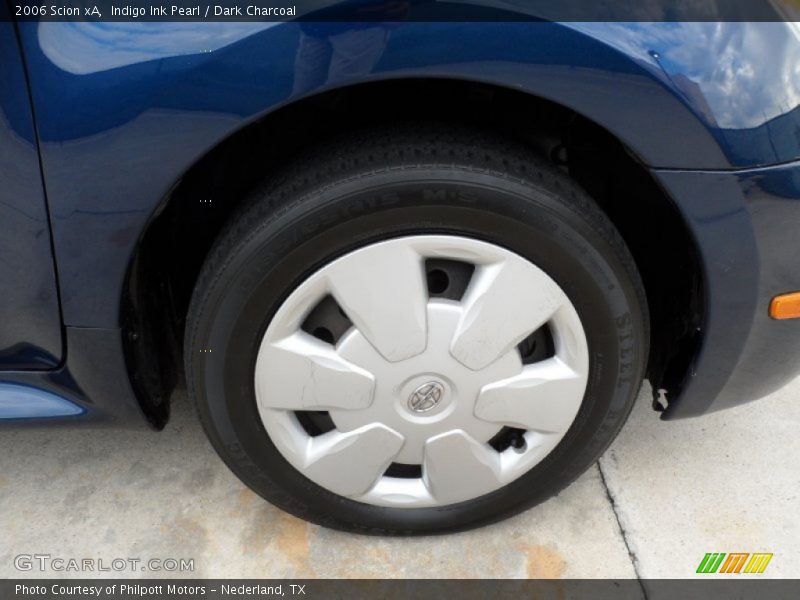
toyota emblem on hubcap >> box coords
[408,381,445,413]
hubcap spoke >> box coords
[423,430,502,504]
[256,332,375,411]
[304,424,404,497]
[475,358,586,433]
[450,259,566,370]
[326,242,427,362]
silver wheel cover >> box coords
[255,236,589,507]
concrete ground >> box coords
[0,377,797,580]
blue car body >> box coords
[1,12,799,427]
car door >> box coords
[0,16,62,370]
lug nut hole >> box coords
[426,268,450,295]
[312,327,334,344]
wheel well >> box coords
[124,78,704,427]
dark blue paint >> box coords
[0,16,62,369]
[656,160,800,418]
[0,327,151,429]
[16,21,800,331]
[0,15,798,425]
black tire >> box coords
[185,124,649,535]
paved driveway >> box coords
[0,377,797,580]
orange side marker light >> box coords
[770,291,800,320]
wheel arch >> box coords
[121,77,705,428]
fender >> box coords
[16,19,800,328]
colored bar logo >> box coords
[697,553,773,574]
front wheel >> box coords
[185,126,648,534]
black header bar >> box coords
[5,0,800,22]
